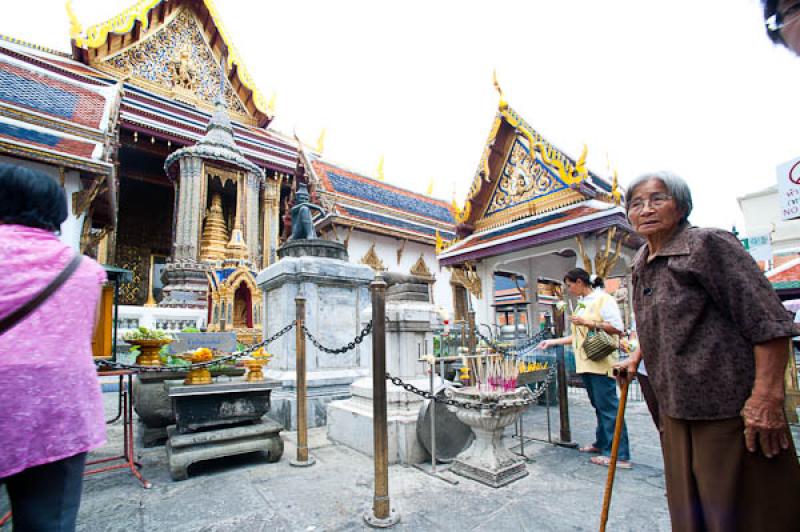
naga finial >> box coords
[66,0,83,39]
[493,69,507,110]
[376,155,385,181]
[215,55,227,107]
[316,128,326,154]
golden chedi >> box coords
[199,193,229,261]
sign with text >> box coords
[742,234,772,262]
[777,156,800,220]
[169,332,237,354]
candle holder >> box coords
[177,348,214,385]
[128,338,172,366]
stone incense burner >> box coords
[443,386,533,487]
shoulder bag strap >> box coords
[0,253,83,336]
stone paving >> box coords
[2,387,798,532]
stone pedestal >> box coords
[166,420,283,481]
[169,379,280,433]
[133,368,245,447]
[257,241,374,430]
[327,276,439,465]
[165,378,283,480]
[444,386,532,487]
[159,259,209,309]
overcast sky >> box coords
[2,0,798,233]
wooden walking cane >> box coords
[599,368,631,532]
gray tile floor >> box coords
[2,388,798,532]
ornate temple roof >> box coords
[164,63,266,180]
[0,41,117,175]
[439,84,633,266]
[68,0,271,127]
[305,154,456,244]
[438,200,630,266]
[0,34,296,175]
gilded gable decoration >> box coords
[450,264,482,299]
[410,254,432,278]
[100,9,247,114]
[360,243,386,271]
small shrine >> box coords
[437,76,642,331]
[161,59,267,342]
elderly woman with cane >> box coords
[615,171,800,531]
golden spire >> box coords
[611,169,621,205]
[268,92,276,115]
[492,69,507,110]
[575,144,588,177]
[200,193,230,262]
[425,178,434,196]
[376,155,385,181]
[66,0,83,39]
[316,128,326,154]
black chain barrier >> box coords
[302,320,373,355]
[385,364,556,413]
[474,328,550,356]
[95,321,296,372]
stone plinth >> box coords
[166,419,283,481]
[159,259,209,309]
[169,378,280,433]
[327,281,439,465]
[278,239,348,260]
[132,368,245,447]
[257,251,374,430]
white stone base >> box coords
[264,367,369,430]
[326,375,443,464]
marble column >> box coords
[245,172,261,264]
[261,177,280,268]
[174,157,203,260]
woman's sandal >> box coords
[579,445,601,453]
[590,455,632,469]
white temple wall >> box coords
[341,230,454,318]
[0,155,84,251]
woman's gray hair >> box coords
[625,171,693,222]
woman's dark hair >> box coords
[763,0,785,45]
[0,162,68,232]
[564,268,604,289]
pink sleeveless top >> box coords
[0,224,107,478]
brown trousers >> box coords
[661,415,800,532]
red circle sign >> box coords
[790,161,800,185]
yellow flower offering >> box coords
[192,347,213,362]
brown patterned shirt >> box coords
[631,223,794,420]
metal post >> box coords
[467,310,476,356]
[112,280,120,361]
[429,362,437,474]
[364,273,399,527]
[555,345,577,448]
[290,296,315,467]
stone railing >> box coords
[115,305,207,339]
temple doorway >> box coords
[233,283,253,328]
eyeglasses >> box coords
[766,2,800,34]
[627,193,673,213]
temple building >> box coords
[437,84,641,333]
[301,148,457,314]
[0,0,299,339]
[0,0,463,340]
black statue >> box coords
[289,182,324,240]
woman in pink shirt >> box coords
[0,163,106,531]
